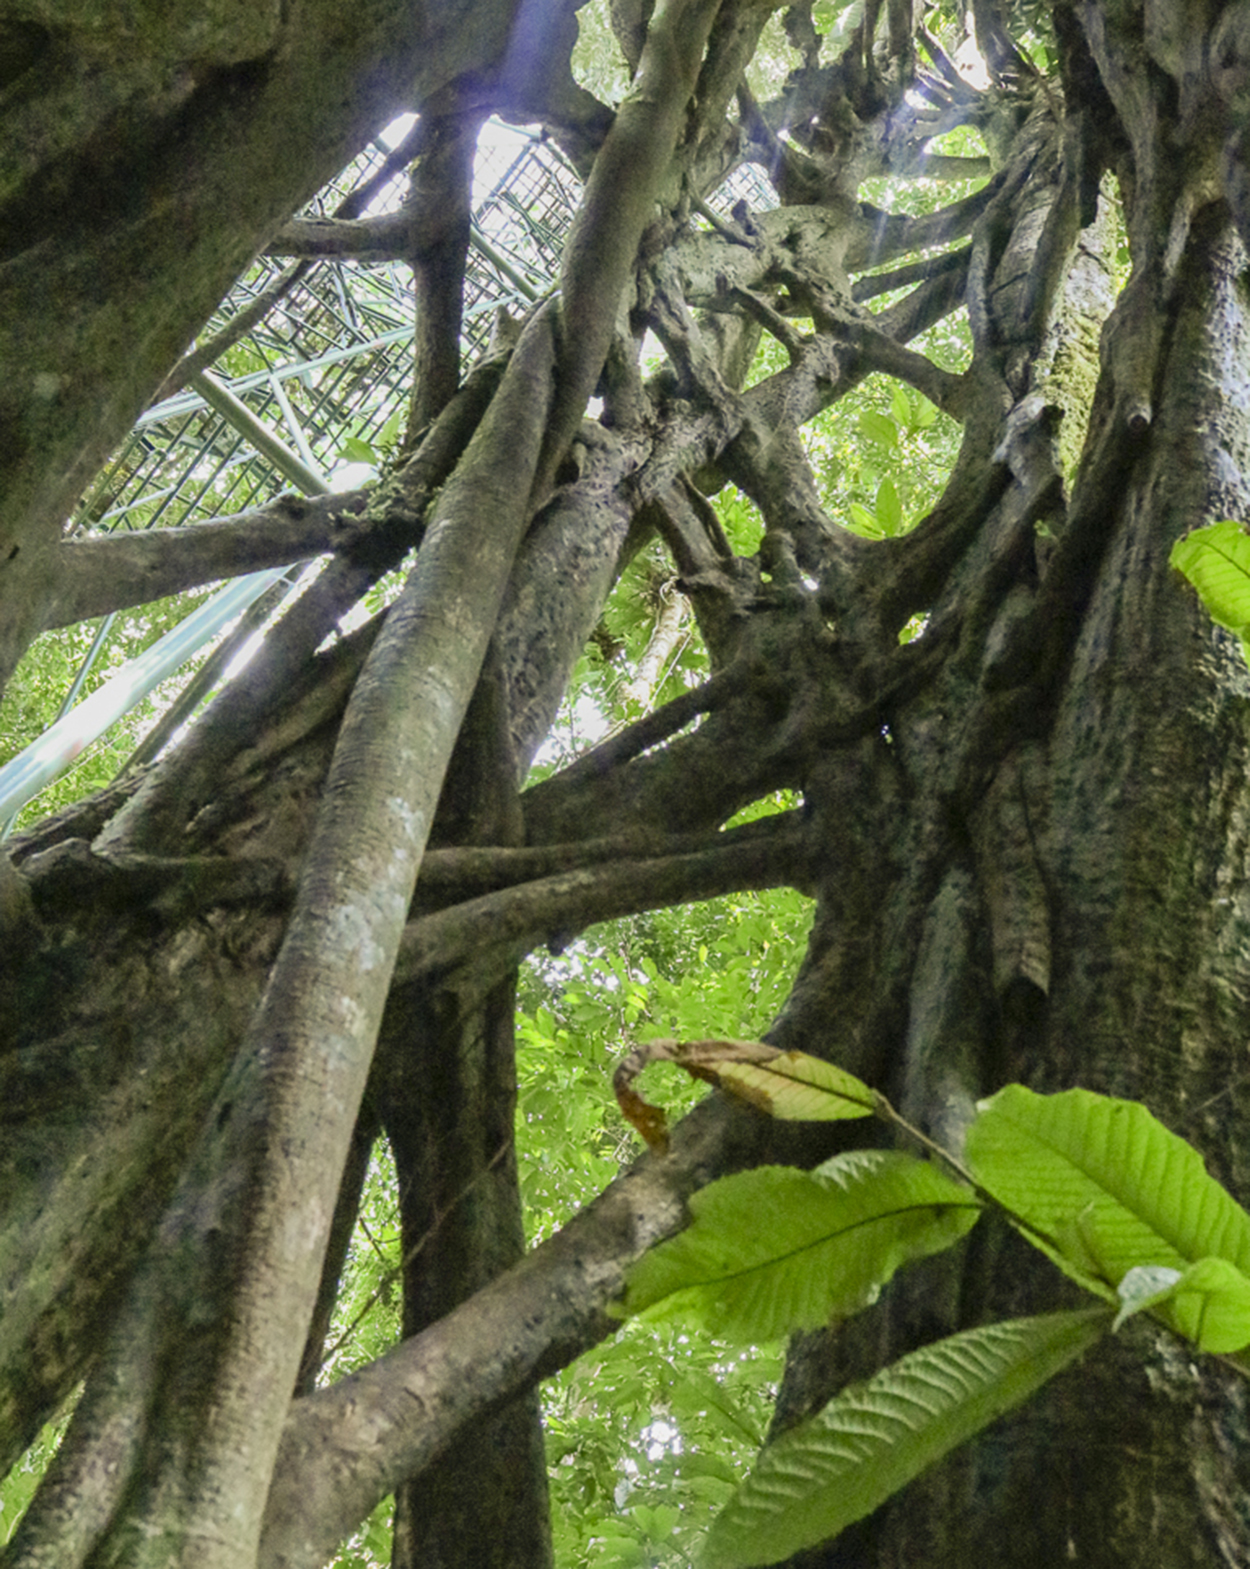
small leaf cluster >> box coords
[517,893,813,1238]
[544,1325,782,1569]
[615,1056,1250,1567]
[801,374,958,541]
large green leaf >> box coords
[700,1309,1109,1569]
[618,1151,981,1341]
[859,410,898,449]
[1171,519,1250,662]
[663,1367,766,1447]
[965,1087,1250,1303]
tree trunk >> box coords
[764,15,1250,1564]
[6,2,1250,1567]
[380,652,552,1569]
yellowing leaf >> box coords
[613,1039,875,1150]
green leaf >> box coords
[859,410,898,448]
[889,384,912,428]
[618,1151,981,1341]
[700,1309,1109,1569]
[701,1045,877,1122]
[630,1502,681,1541]
[848,500,883,537]
[875,477,903,536]
[339,434,378,464]
[377,408,404,447]
[812,0,858,24]
[678,1451,742,1488]
[1171,519,1250,659]
[1115,1258,1250,1352]
[597,1536,647,1569]
[615,1040,876,1152]
[965,1087,1250,1300]
[664,1367,765,1446]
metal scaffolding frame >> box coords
[0,122,775,830]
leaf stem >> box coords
[869,1090,1117,1300]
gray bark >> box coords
[5,3,1250,1568]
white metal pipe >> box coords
[0,374,331,834]
[0,568,288,829]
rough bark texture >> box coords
[380,651,551,1569]
[5,2,1250,1567]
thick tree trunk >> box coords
[384,976,552,1569]
[8,4,1250,1568]
[780,234,1250,1554]
[380,653,552,1569]
[764,24,1250,1568]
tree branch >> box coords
[260,1093,813,1569]
[96,351,506,858]
[155,118,430,402]
[534,664,738,791]
[396,812,810,982]
[415,811,802,902]
[42,491,368,630]
[151,261,315,405]
[852,243,970,304]
[872,247,973,342]
[540,0,724,493]
[14,310,561,1569]
[407,113,484,432]
[266,212,412,259]
[847,180,999,270]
